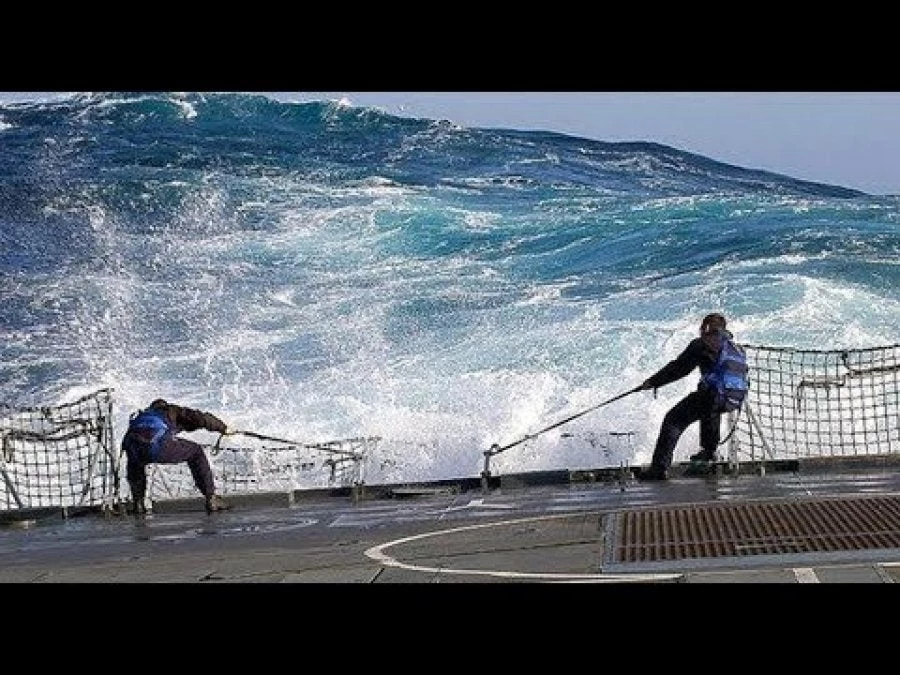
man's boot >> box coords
[205,494,230,514]
[690,450,717,463]
[129,478,147,515]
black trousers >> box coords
[124,433,216,499]
[650,389,721,471]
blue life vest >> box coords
[701,334,750,413]
[128,407,170,460]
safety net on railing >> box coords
[3,342,898,514]
[0,388,119,511]
[146,436,380,501]
[730,344,900,462]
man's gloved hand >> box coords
[223,426,238,436]
[640,380,658,399]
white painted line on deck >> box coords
[793,567,820,583]
[440,499,516,512]
[874,564,895,583]
[364,512,683,583]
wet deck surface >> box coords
[2,457,900,583]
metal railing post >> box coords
[481,444,498,494]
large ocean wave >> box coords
[2,92,898,483]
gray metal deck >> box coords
[1,455,900,583]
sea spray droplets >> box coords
[0,93,897,482]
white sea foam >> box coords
[3,94,899,487]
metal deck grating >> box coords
[611,495,900,564]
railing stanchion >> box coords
[482,444,499,494]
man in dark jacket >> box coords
[122,398,234,514]
[634,313,734,481]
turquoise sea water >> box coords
[2,92,898,482]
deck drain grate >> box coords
[611,494,900,563]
